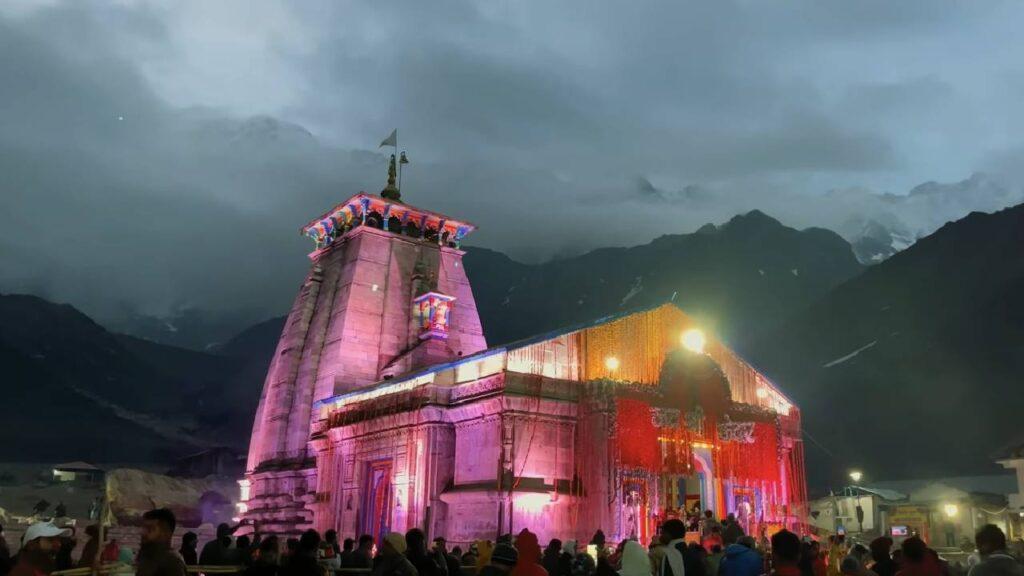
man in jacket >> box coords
[969,525,1023,576]
[719,537,762,576]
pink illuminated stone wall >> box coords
[244,212,487,535]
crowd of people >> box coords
[0,509,1022,576]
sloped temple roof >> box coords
[316,302,795,418]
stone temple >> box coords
[242,167,807,545]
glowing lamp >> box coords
[681,329,706,353]
[604,356,620,371]
[849,470,863,483]
[515,492,551,513]
[943,504,958,518]
[756,387,769,399]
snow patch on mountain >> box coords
[620,277,644,306]
[822,340,877,368]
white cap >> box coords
[22,522,69,545]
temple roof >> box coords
[301,192,476,248]
[317,301,796,417]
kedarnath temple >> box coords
[242,156,807,545]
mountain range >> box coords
[0,204,1021,489]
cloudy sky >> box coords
[3,0,1024,321]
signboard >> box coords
[889,505,929,528]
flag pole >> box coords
[395,134,402,193]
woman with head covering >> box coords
[619,542,652,576]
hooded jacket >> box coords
[718,544,762,576]
[619,541,652,576]
[513,531,548,576]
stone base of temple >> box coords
[241,466,318,538]
[440,488,581,546]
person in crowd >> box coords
[88,498,101,521]
[322,531,340,557]
[136,508,187,576]
[544,540,563,576]
[800,540,816,576]
[702,511,723,538]
[707,544,724,576]
[869,538,896,576]
[722,515,744,547]
[683,542,707,576]
[619,541,651,576]
[850,547,872,569]
[200,523,236,565]
[406,529,442,576]
[895,538,941,576]
[54,535,76,572]
[770,530,802,576]
[281,529,321,576]
[572,543,597,576]
[512,530,548,576]
[236,535,255,566]
[340,538,355,567]
[346,534,374,569]
[281,538,300,568]
[481,544,519,576]
[969,525,1023,576]
[53,503,67,520]
[659,519,687,576]
[100,537,120,564]
[720,535,762,576]
[841,556,879,576]
[558,541,578,576]
[0,524,12,576]
[462,543,480,568]
[372,533,417,576]
[649,536,667,576]
[435,537,462,576]
[77,525,101,568]
[477,542,496,574]
[31,500,50,518]
[10,522,69,576]
[592,532,608,553]
[177,532,198,566]
[703,526,724,553]
[248,536,280,576]
[810,541,827,576]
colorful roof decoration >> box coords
[301,193,477,252]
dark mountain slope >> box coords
[746,204,1024,486]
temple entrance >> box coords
[621,473,653,544]
[360,460,394,546]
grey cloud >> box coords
[2,1,1024,325]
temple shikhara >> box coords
[242,155,807,545]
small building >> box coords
[809,475,1015,547]
[52,461,104,484]
[168,447,245,479]
[995,438,1024,538]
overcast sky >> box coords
[3,0,1024,321]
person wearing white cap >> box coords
[9,522,69,576]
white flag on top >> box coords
[379,129,397,148]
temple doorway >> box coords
[360,460,394,546]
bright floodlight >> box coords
[849,470,863,483]
[944,503,958,518]
[681,328,706,353]
[604,356,620,371]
